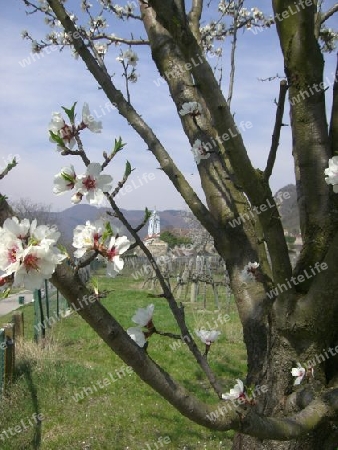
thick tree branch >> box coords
[0,195,15,225]
[147,1,293,289]
[264,80,288,180]
[188,0,203,37]
[287,228,338,341]
[273,0,333,277]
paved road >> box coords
[0,290,34,317]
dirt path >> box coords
[0,290,33,317]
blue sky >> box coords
[0,1,337,213]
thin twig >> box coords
[0,160,18,181]
[92,34,149,46]
[227,1,243,106]
[73,135,91,166]
[264,80,289,180]
[155,330,182,339]
[320,4,338,24]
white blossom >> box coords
[71,192,83,204]
[222,379,244,401]
[73,219,105,258]
[0,217,66,290]
[241,261,259,282]
[106,236,130,277]
[2,216,32,240]
[117,49,138,66]
[127,327,146,347]
[82,103,102,133]
[191,139,210,165]
[49,112,76,150]
[324,156,338,193]
[132,304,154,327]
[195,329,221,345]
[14,244,64,290]
[114,5,124,17]
[75,163,112,204]
[0,234,23,275]
[53,165,77,195]
[73,220,104,258]
[94,43,107,58]
[179,102,202,116]
[291,363,306,385]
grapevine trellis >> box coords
[124,255,233,311]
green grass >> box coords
[0,273,246,450]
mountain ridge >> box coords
[50,184,300,244]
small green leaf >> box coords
[102,221,114,242]
[8,158,17,170]
[61,170,75,183]
[57,244,69,256]
[112,137,127,154]
[62,102,77,123]
[124,160,132,178]
[90,277,99,295]
[49,130,65,147]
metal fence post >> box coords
[56,289,60,318]
[0,329,5,398]
[34,289,45,342]
[44,280,50,325]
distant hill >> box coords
[274,184,300,233]
[50,205,188,244]
[50,184,300,245]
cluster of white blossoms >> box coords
[109,2,136,18]
[127,304,155,347]
[324,156,338,193]
[54,163,113,205]
[0,217,66,290]
[49,103,102,151]
[89,15,108,33]
[240,261,259,283]
[319,28,338,52]
[72,219,130,277]
[200,3,267,51]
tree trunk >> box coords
[232,330,338,450]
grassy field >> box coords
[0,272,246,450]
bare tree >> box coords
[10,197,56,227]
